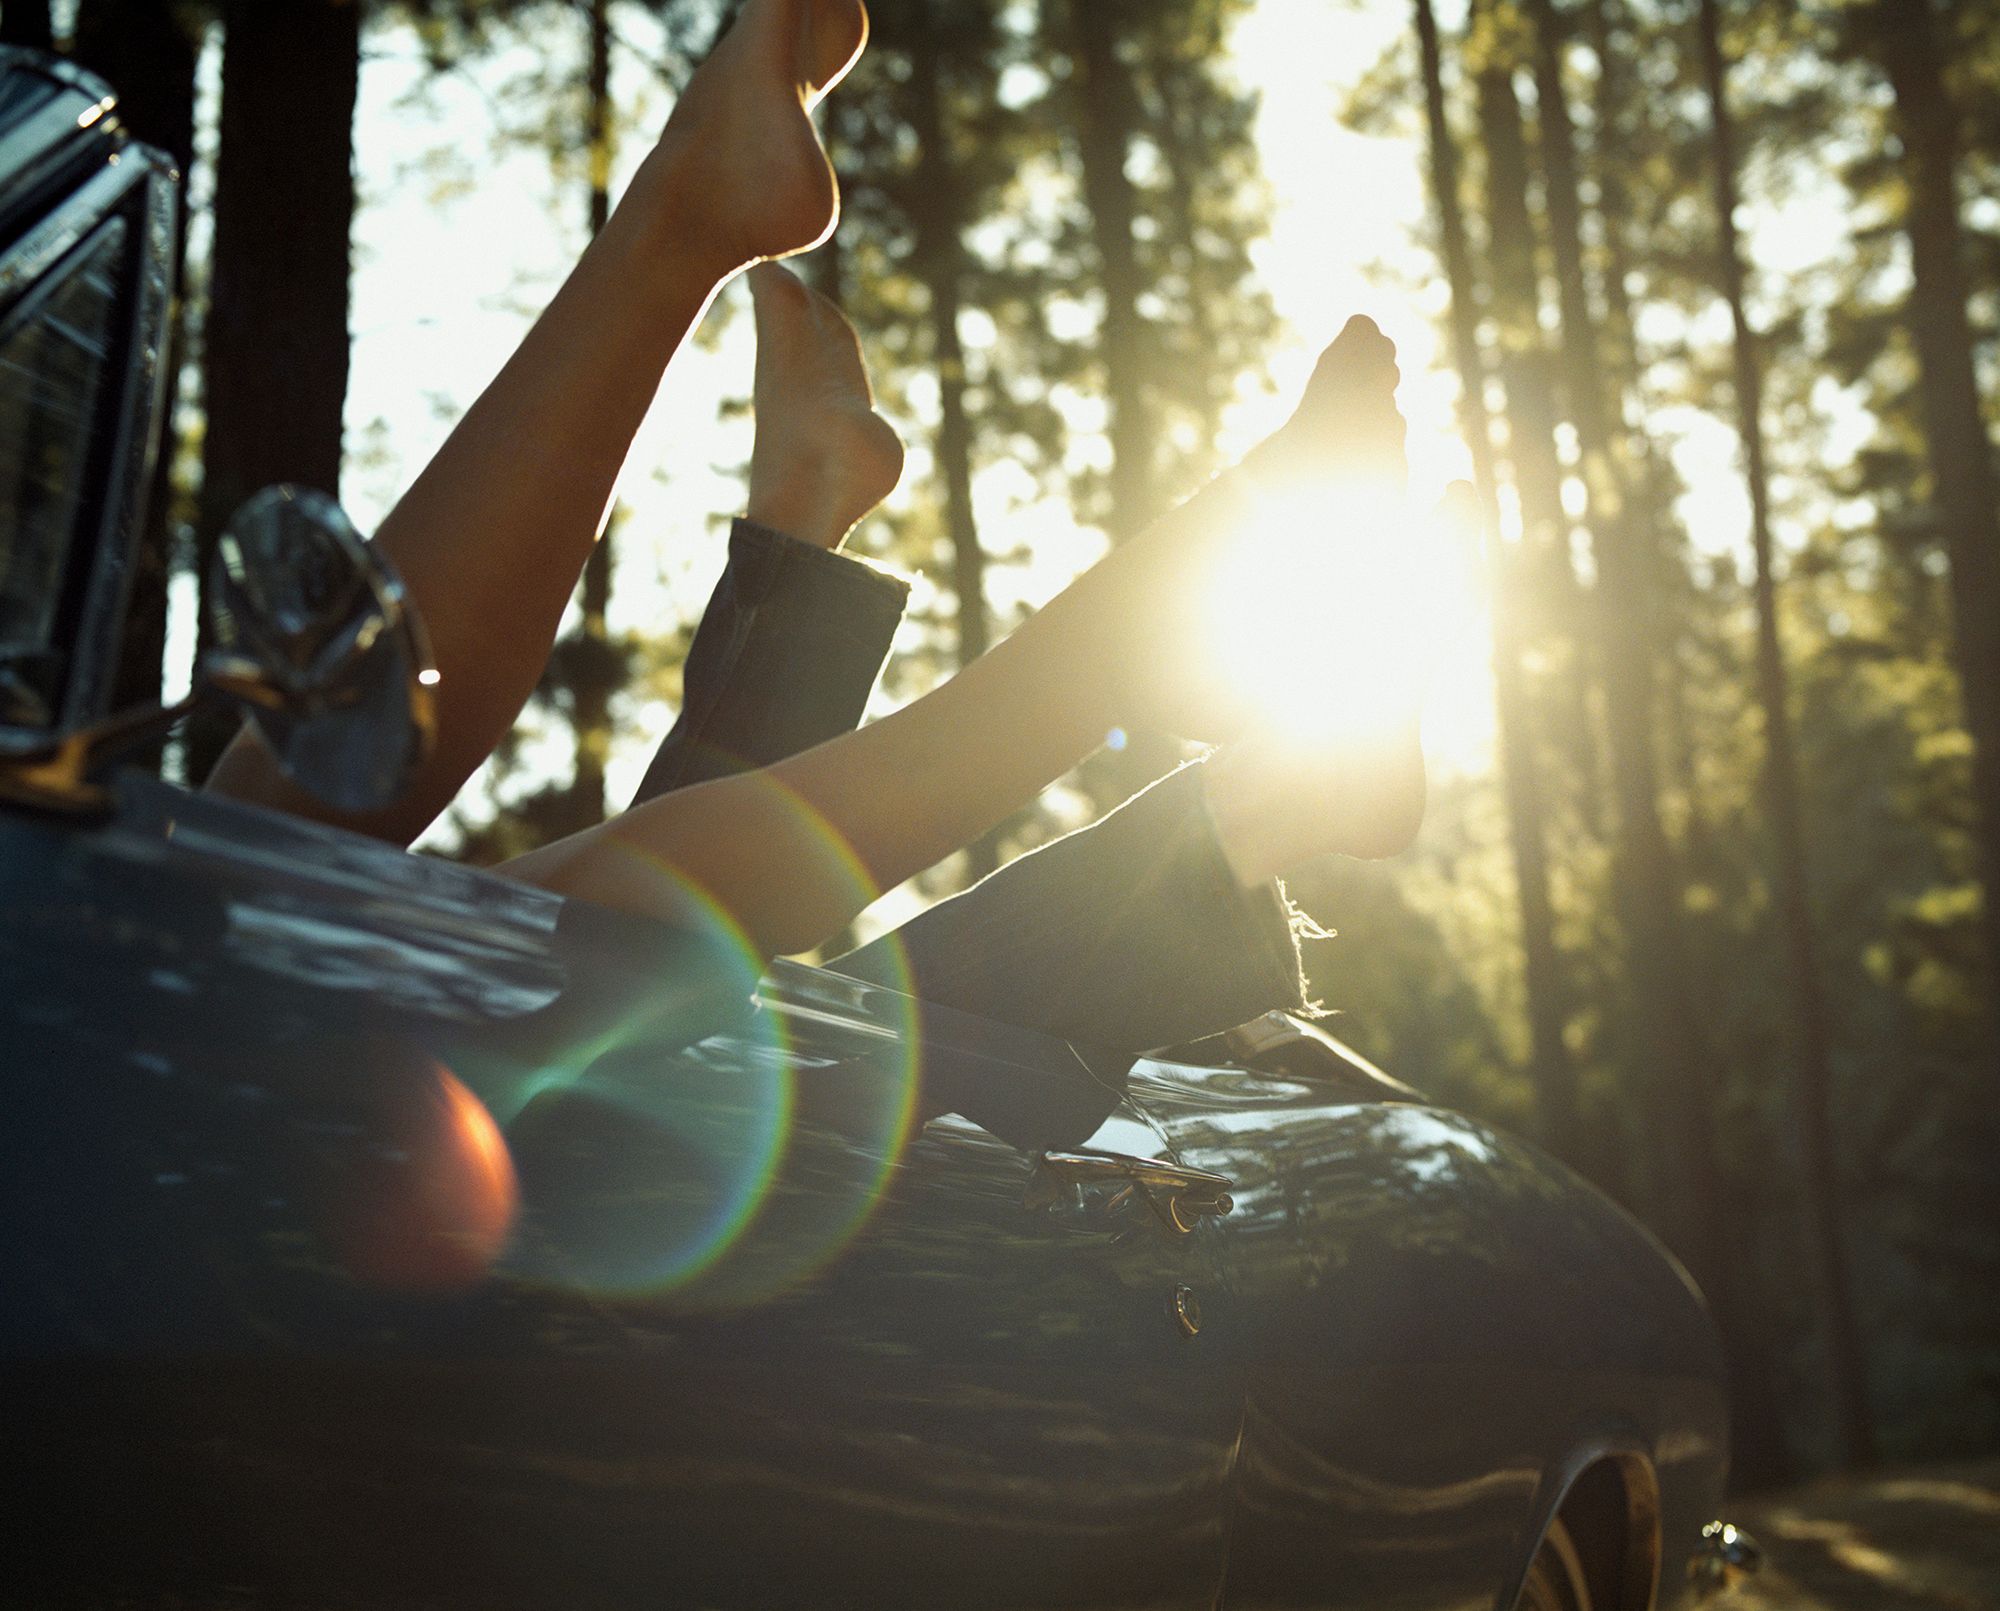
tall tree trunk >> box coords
[190,0,359,782]
[910,0,996,880]
[1144,42,1223,466]
[1520,0,1704,1218]
[560,0,620,831]
[0,0,53,48]
[1527,0,1792,1482]
[1413,0,1581,1170]
[1584,0,1712,870]
[1060,0,1184,801]
[1060,0,1153,543]
[1467,3,1605,842]
[1699,0,1876,1470]
[73,0,201,732]
[1870,0,2000,1015]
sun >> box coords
[1202,481,1475,754]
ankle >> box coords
[746,474,851,550]
[620,138,758,283]
[1202,728,1427,887]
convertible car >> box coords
[0,50,1755,1610]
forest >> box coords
[4,0,1995,1491]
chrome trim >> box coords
[1026,1148,1234,1234]
[66,158,177,727]
[0,155,144,311]
[1689,1520,1762,1597]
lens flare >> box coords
[485,771,922,1304]
[319,1056,519,1293]
[682,961,923,1311]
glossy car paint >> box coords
[1140,1063,1727,1609]
[2,774,1727,1609]
[0,53,1730,1611]
[4,776,1249,1609]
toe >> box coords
[1311,318,1400,397]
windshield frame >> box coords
[0,128,174,749]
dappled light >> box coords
[1727,1463,2000,1610]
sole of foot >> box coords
[640,0,870,273]
[745,263,904,548]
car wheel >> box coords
[1516,1515,1593,1611]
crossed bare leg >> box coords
[510,299,1428,955]
[207,0,1427,962]
[205,0,872,840]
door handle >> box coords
[1026,1148,1235,1233]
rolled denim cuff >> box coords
[632,519,909,804]
[833,759,1309,1055]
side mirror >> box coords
[0,486,436,816]
[205,486,436,813]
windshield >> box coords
[0,218,125,726]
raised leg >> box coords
[204,0,872,845]
[505,317,1430,961]
[635,264,908,797]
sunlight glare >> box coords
[1206,482,1463,749]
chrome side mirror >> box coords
[0,485,435,816]
[206,486,435,812]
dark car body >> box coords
[0,51,1730,1610]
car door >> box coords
[4,775,1245,1610]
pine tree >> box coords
[1412,0,1581,1168]
[1696,0,1875,1468]
[1857,0,2000,1016]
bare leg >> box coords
[506,317,1428,958]
[629,261,908,799]
[205,0,871,845]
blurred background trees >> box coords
[6,0,1996,1482]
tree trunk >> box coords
[1584,0,1716,873]
[1698,0,1876,1470]
[190,0,359,782]
[0,0,53,48]
[1144,47,1223,459]
[910,0,996,880]
[1468,5,1605,840]
[1060,0,1153,543]
[1413,0,1581,1170]
[72,0,201,732]
[560,0,620,831]
[1527,0,1794,1482]
[1870,0,2000,1017]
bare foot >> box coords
[1085,315,1414,744]
[635,0,869,274]
[1198,477,1485,883]
[1247,313,1407,494]
[744,263,904,548]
